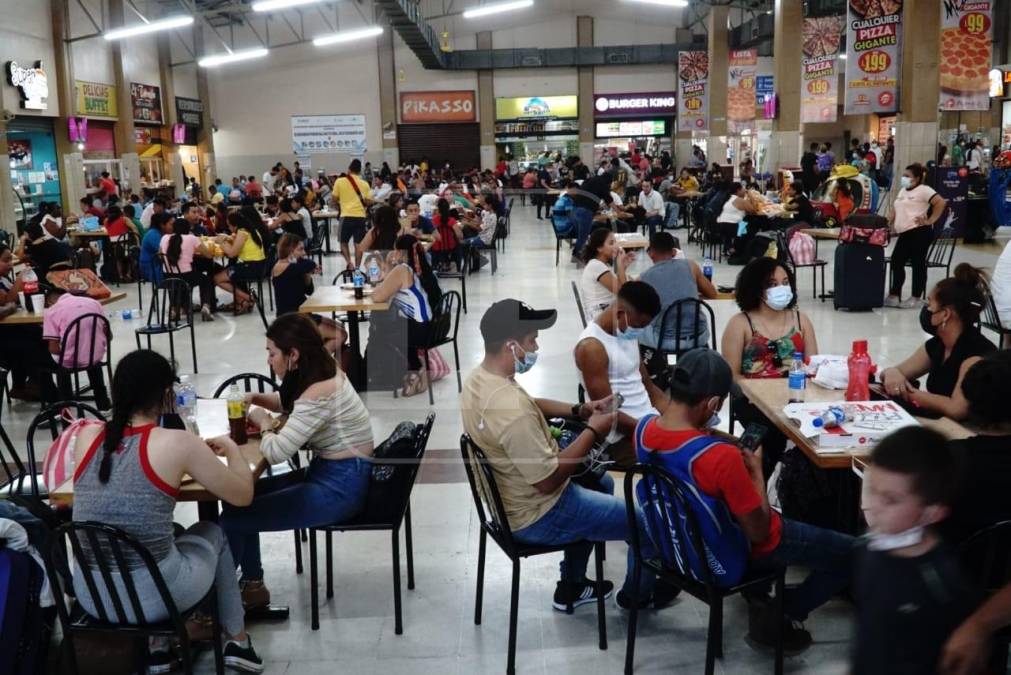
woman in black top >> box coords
[881,264,996,420]
[783,181,817,225]
[270,233,345,357]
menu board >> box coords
[595,120,668,138]
[801,16,845,123]
[131,82,163,125]
[939,0,993,111]
[175,97,204,128]
[727,49,757,134]
[678,51,709,132]
[75,80,117,118]
[844,0,903,115]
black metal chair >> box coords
[22,401,106,501]
[418,290,463,405]
[136,278,199,373]
[552,209,577,266]
[981,295,1011,348]
[572,280,588,329]
[225,261,270,331]
[55,313,113,405]
[925,229,957,281]
[959,520,1011,673]
[642,298,717,382]
[308,413,435,632]
[45,521,225,675]
[778,230,827,301]
[435,254,468,314]
[460,435,607,675]
[306,221,326,267]
[623,464,784,675]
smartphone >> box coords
[739,422,769,452]
[610,392,625,412]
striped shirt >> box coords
[260,373,375,464]
[392,264,433,323]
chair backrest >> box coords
[24,401,106,499]
[58,312,112,371]
[981,294,1009,336]
[460,434,520,556]
[960,520,1011,594]
[572,280,588,329]
[150,277,193,328]
[927,230,957,267]
[46,521,185,629]
[362,413,435,525]
[332,270,354,285]
[428,290,461,346]
[212,372,278,399]
[655,298,716,354]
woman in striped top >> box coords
[220,314,374,610]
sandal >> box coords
[401,371,429,397]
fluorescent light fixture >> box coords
[103,15,193,40]
[313,26,383,47]
[252,0,326,11]
[198,48,270,68]
[623,0,688,7]
[839,53,848,59]
[462,0,534,19]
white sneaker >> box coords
[899,296,924,309]
[883,296,901,308]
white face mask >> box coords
[900,176,913,189]
[865,526,925,551]
[764,285,794,311]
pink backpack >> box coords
[789,231,817,265]
[43,415,103,498]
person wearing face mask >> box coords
[636,349,855,653]
[722,257,819,475]
[880,264,995,420]
[461,299,682,612]
[884,163,948,309]
[573,282,668,469]
[222,314,374,613]
[855,427,975,675]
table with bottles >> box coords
[0,292,128,325]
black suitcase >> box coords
[834,242,885,310]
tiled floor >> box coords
[14,205,1008,674]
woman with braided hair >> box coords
[70,349,265,672]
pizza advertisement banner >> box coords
[727,49,757,134]
[939,0,993,111]
[801,16,845,123]
[844,0,903,115]
[678,51,709,132]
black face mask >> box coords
[919,306,939,336]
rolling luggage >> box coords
[834,242,886,310]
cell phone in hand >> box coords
[739,423,768,452]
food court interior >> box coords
[5,0,1011,674]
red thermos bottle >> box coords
[846,340,871,401]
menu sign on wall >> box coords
[494,96,578,120]
[844,0,903,115]
[131,82,163,125]
[801,16,845,123]
[678,51,709,132]
[939,0,993,111]
[595,120,669,138]
[75,80,117,118]
[291,114,367,155]
[727,49,757,134]
[175,97,204,128]
[400,91,476,123]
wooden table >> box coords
[737,378,971,470]
[0,291,127,325]
[312,210,341,256]
[67,228,110,239]
[801,227,841,241]
[299,286,390,389]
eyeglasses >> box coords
[767,341,783,369]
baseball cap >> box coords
[480,299,557,345]
[669,349,736,400]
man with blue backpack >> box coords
[633,349,856,653]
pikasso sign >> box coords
[593,92,677,118]
[400,90,477,123]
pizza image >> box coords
[728,85,755,121]
[939,26,990,94]
[802,16,845,58]
[679,51,709,83]
[849,0,902,18]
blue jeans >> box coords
[573,206,596,255]
[513,473,656,600]
[749,517,857,621]
[644,215,663,238]
[220,456,371,581]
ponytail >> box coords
[166,233,183,266]
[935,262,989,325]
[99,406,130,483]
[436,198,451,224]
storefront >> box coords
[173,96,204,193]
[131,82,167,188]
[592,91,676,162]
[494,95,579,168]
[397,90,480,171]
[7,116,62,225]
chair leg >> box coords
[624,561,641,675]
[169,332,176,370]
[507,559,520,675]
[309,529,320,631]
[189,323,198,374]
[422,349,434,406]
[293,529,303,574]
[392,526,403,635]
[594,543,607,651]
[135,332,142,350]
[774,572,785,675]
[474,528,486,625]
[453,341,462,393]
[325,530,334,599]
[812,266,817,300]
[556,240,561,266]
[405,504,415,590]
[208,584,225,675]
[704,601,719,675]
[712,596,724,658]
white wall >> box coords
[393,32,477,99]
[594,17,675,46]
[0,0,60,117]
[494,68,578,98]
[173,64,199,100]
[123,38,161,90]
[594,65,676,94]
[492,16,576,49]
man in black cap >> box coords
[634,349,855,652]
[461,299,678,610]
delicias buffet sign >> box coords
[400,91,476,123]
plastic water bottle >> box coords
[845,339,872,401]
[788,352,807,403]
[368,258,381,284]
[175,375,198,432]
[812,405,850,429]
[703,256,713,282]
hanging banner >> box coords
[290,114,367,155]
[74,80,117,118]
[939,0,993,111]
[727,49,757,134]
[844,0,903,115]
[678,50,709,132]
[130,82,163,125]
[801,16,845,123]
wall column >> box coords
[577,15,595,167]
[0,115,14,236]
[194,25,216,193]
[158,34,186,192]
[108,0,140,194]
[707,5,730,164]
[376,18,399,170]
[769,0,803,172]
[893,0,940,173]
[477,31,495,171]
[51,0,83,213]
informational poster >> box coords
[290,114,367,155]
[7,139,32,168]
[678,51,709,132]
[928,165,969,235]
[801,16,845,123]
[130,82,163,125]
[75,80,117,118]
[939,0,993,111]
[727,49,757,134]
[844,0,903,115]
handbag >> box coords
[839,213,890,246]
[43,414,104,499]
[420,348,450,381]
[45,268,112,299]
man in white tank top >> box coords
[574,281,670,468]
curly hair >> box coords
[734,257,797,312]
[961,351,1011,429]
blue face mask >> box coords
[617,312,646,341]
[765,285,794,311]
[511,344,538,374]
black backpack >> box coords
[363,422,420,522]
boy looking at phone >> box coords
[634,349,856,653]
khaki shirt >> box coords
[460,366,565,531]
